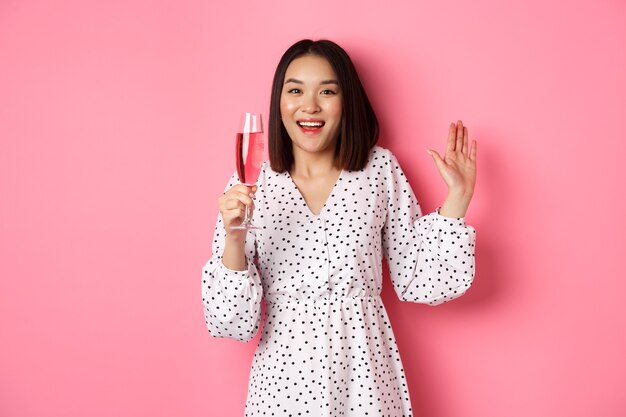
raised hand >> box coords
[427,120,477,218]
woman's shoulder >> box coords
[256,160,288,187]
[366,145,398,168]
[372,145,401,158]
[259,160,285,179]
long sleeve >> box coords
[201,173,263,342]
[381,151,476,305]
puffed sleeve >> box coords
[382,151,476,305]
[201,172,263,342]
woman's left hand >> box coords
[428,120,477,217]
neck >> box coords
[291,148,338,179]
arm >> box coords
[201,173,263,342]
[382,150,476,305]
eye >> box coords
[287,88,302,94]
[320,89,337,95]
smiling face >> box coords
[280,54,343,162]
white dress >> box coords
[202,146,476,416]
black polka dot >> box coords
[202,146,476,416]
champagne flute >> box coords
[231,112,266,230]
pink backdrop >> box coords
[1,0,625,416]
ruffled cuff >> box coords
[414,209,476,266]
[217,258,253,277]
[202,257,263,342]
[433,207,467,229]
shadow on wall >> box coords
[381,129,519,416]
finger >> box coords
[455,120,464,153]
[226,202,256,227]
[470,139,477,161]
[462,126,468,155]
[225,207,246,220]
[427,149,446,173]
[224,197,251,211]
[229,184,257,196]
[224,188,255,206]
[446,123,456,153]
[220,195,251,211]
[223,209,247,231]
[220,193,242,208]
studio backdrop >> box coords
[1,1,625,416]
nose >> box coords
[300,93,320,114]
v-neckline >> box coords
[286,169,343,218]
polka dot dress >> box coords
[202,146,476,416]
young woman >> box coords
[202,39,477,416]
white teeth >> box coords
[298,121,324,127]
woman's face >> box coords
[280,55,343,161]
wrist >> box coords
[447,186,474,200]
[440,191,473,218]
[225,231,246,245]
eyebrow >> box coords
[284,78,339,85]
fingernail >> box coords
[426,149,432,155]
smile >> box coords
[297,121,325,128]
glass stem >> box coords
[243,204,251,225]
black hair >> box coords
[269,39,379,172]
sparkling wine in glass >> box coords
[231,112,266,230]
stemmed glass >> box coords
[231,112,266,230]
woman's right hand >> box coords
[218,184,257,238]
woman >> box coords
[202,39,477,416]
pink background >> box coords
[1,0,625,416]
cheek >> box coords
[327,100,342,119]
[280,97,297,116]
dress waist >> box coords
[264,293,381,305]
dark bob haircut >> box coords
[269,39,379,173]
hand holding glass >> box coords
[231,112,266,230]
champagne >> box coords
[235,132,264,184]
[231,112,265,230]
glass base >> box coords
[230,221,261,230]
[231,197,260,230]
